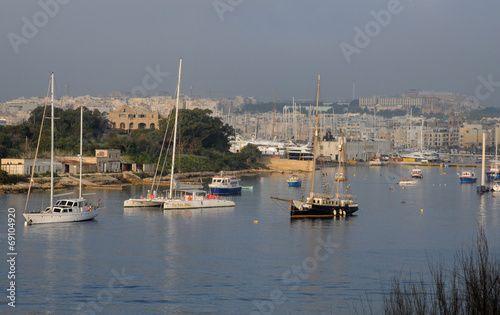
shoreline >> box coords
[0,169,272,194]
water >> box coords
[1,165,499,314]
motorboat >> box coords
[411,168,423,178]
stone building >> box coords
[108,105,161,131]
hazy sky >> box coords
[1,0,500,106]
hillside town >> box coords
[1,88,499,177]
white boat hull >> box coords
[23,209,98,224]
[163,198,235,210]
[123,198,164,208]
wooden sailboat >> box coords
[163,59,235,210]
[24,73,99,224]
[272,75,358,218]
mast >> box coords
[481,132,486,186]
[79,105,83,199]
[272,89,277,140]
[170,58,182,199]
[50,72,54,209]
[336,130,344,198]
[309,75,320,199]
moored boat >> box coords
[398,177,417,186]
[411,168,423,178]
[24,73,99,224]
[209,174,242,195]
[163,189,235,209]
[460,170,477,183]
[287,173,302,187]
[271,75,358,218]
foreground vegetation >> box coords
[355,228,500,314]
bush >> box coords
[0,170,24,184]
[383,228,500,315]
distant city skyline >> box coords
[1,1,500,106]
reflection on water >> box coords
[0,166,499,313]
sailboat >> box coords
[24,73,99,224]
[271,75,359,218]
[163,59,235,210]
[477,132,490,193]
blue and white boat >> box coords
[460,170,477,183]
[486,165,500,181]
[287,174,302,187]
[209,174,242,195]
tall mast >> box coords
[79,105,83,199]
[337,130,344,198]
[272,89,277,140]
[50,72,54,209]
[481,132,486,186]
[310,75,320,199]
[170,58,182,199]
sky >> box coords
[1,0,500,106]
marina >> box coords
[4,165,500,313]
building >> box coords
[108,105,162,131]
[95,149,121,173]
[319,138,390,162]
[459,124,483,149]
[359,96,425,110]
[1,158,59,175]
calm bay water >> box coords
[1,165,500,314]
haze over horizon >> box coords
[1,1,500,107]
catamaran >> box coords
[163,59,235,210]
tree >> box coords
[239,144,262,164]
[161,108,234,154]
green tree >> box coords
[239,144,262,164]
[161,108,234,154]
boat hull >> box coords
[486,172,500,181]
[123,198,164,208]
[290,201,358,218]
[164,198,235,209]
[209,187,242,195]
[460,177,477,183]
[287,181,302,187]
[23,209,98,224]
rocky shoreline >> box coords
[0,169,271,194]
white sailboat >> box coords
[163,58,235,210]
[24,73,99,224]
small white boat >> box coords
[335,172,346,182]
[287,173,302,187]
[398,177,417,186]
[491,182,500,192]
[369,158,388,166]
[411,168,423,178]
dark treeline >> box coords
[0,107,263,173]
